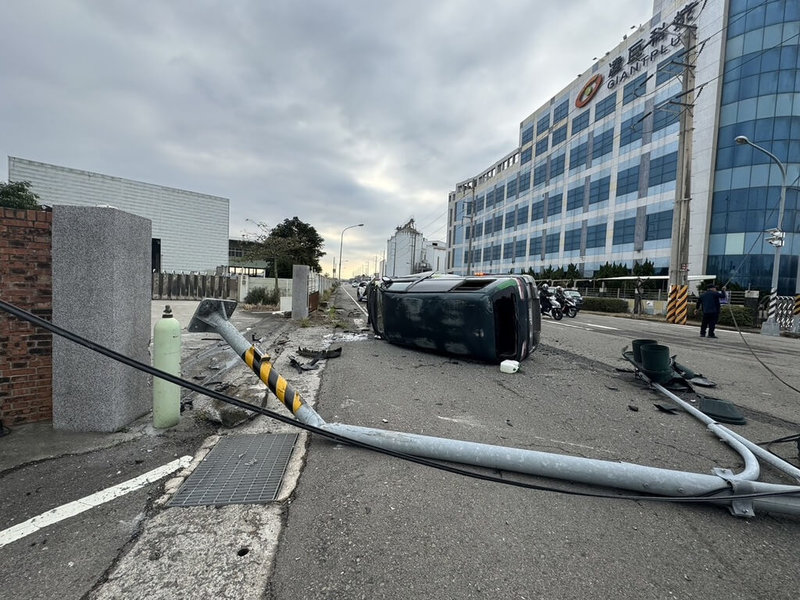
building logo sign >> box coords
[575,74,604,108]
[606,1,698,90]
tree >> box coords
[594,261,630,289]
[632,259,655,277]
[0,181,41,210]
[244,217,325,278]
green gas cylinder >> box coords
[153,305,181,428]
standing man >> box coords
[634,277,644,316]
[695,284,727,338]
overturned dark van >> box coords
[366,273,541,363]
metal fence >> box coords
[152,272,237,300]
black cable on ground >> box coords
[1,297,798,506]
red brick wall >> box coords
[0,208,53,425]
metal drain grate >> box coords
[170,433,298,507]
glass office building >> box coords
[447,0,799,294]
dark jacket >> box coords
[697,289,725,314]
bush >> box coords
[581,297,629,313]
[244,287,279,305]
[688,304,755,327]
[718,304,755,327]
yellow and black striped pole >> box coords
[793,293,800,333]
[188,299,327,427]
[666,286,677,323]
[666,285,689,325]
[243,346,306,417]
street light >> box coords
[338,223,363,284]
[735,135,787,336]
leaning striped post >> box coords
[187,298,326,428]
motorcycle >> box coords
[540,295,563,320]
[558,294,579,318]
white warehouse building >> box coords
[8,156,229,274]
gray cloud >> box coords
[1,0,652,276]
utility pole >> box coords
[669,23,696,290]
[465,180,476,276]
[666,21,696,325]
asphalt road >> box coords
[267,288,800,600]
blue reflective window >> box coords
[476,195,485,212]
[545,232,560,254]
[492,244,501,261]
[586,223,606,248]
[653,98,680,131]
[620,113,644,146]
[515,239,527,258]
[521,125,534,145]
[646,210,673,240]
[531,200,544,221]
[552,125,568,146]
[483,217,493,235]
[519,171,531,193]
[494,215,503,232]
[505,210,516,229]
[534,163,548,187]
[517,205,529,225]
[571,111,590,135]
[623,73,648,105]
[507,177,518,198]
[547,194,563,217]
[613,216,636,245]
[503,241,514,259]
[570,141,589,170]
[592,129,614,160]
[551,153,566,177]
[564,228,581,251]
[537,113,550,134]
[567,185,584,211]
[536,137,549,156]
[649,152,678,187]
[529,236,542,256]
[595,93,617,121]
[486,188,495,208]
[656,50,685,86]
[554,100,569,123]
[589,176,611,204]
[617,165,640,196]
[521,147,532,164]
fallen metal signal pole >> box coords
[190,299,800,518]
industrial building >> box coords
[8,157,229,274]
[447,0,799,294]
[386,218,447,277]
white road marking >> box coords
[543,319,619,331]
[582,322,619,330]
[346,288,368,316]
[0,455,192,548]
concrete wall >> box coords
[9,156,229,273]
[0,208,53,425]
[52,206,151,432]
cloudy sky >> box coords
[1,0,653,278]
